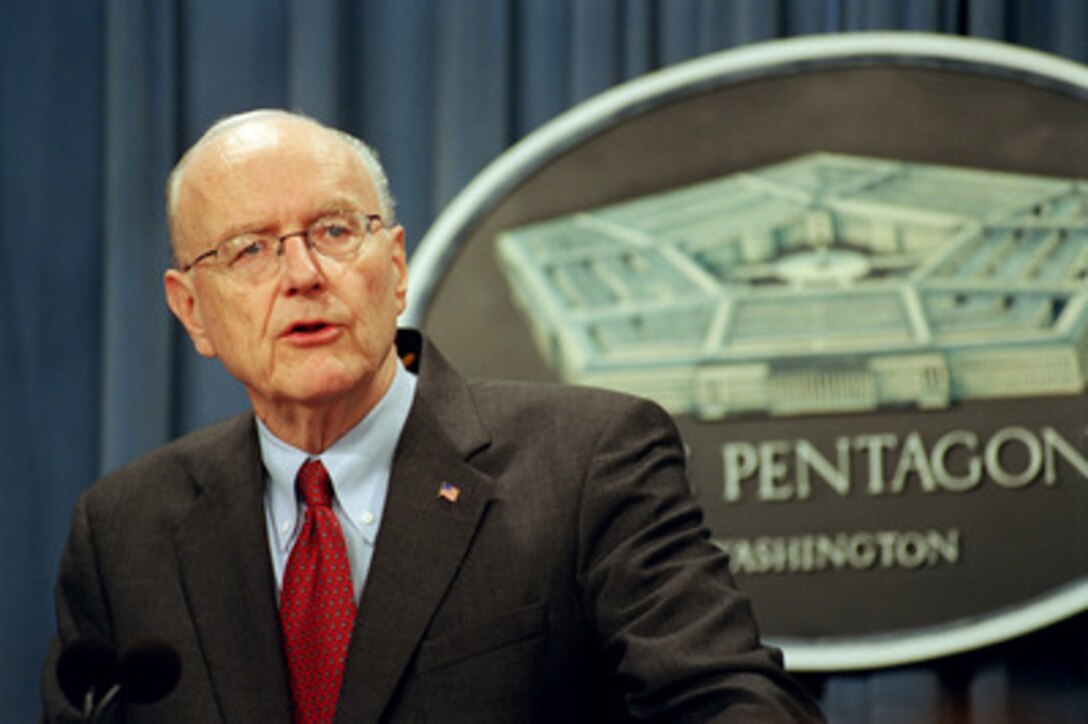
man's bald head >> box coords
[166,110,396,262]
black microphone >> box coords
[117,638,182,705]
[56,636,182,720]
[56,637,117,718]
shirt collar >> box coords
[259,360,417,553]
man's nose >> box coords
[280,233,323,291]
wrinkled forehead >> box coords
[172,117,376,236]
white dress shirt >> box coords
[258,361,417,602]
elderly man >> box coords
[42,110,823,722]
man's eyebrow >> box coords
[212,198,370,242]
[215,219,276,243]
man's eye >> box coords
[317,222,352,240]
[313,220,358,247]
[228,239,268,265]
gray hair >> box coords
[166,109,397,255]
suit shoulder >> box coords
[469,377,657,409]
[84,413,255,507]
[465,378,676,438]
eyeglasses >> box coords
[181,211,385,281]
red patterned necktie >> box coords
[280,458,356,723]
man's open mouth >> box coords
[290,322,329,334]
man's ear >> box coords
[389,224,409,311]
[390,225,409,314]
[164,269,218,358]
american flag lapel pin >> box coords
[437,481,461,503]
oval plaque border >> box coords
[405,32,1088,671]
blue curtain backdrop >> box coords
[2,1,1085,721]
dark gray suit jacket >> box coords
[43,330,823,722]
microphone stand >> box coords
[81,683,121,722]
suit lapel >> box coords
[334,333,496,723]
[173,415,292,722]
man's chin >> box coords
[286,378,362,408]
[248,375,361,412]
